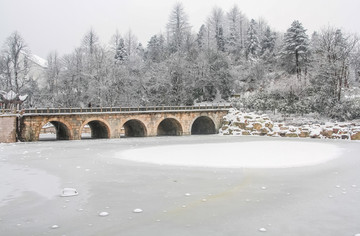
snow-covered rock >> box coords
[220,108,360,140]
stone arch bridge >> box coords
[19,105,231,142]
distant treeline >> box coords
[1,3,360,120]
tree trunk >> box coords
[295,50,300,80]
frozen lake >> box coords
[0,135,360,235]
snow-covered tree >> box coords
[1,31,30,94]
[216,26,226,52]
[124,29,139,59]
[207,7,225,50]
[196,24,207,50]
[82,29,99,55]
[145,34,166,63]
[167,3,191,53]
[312,27,358,102]
[114,38,128,64]
[245,19,260,61]
[281,20,309,79]
[260,27,276,56]
[45,51,61,96]
[226,6,240,54]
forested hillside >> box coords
[1,3,360,120]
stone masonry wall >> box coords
[0,115,17,143]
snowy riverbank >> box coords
[220,108,360,140]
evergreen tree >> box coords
[245,19,260,61]
[146,34,166,63]
[226,5,240,55]
[260,27,276,56]
[197,24,207,50]
[216,26,226,52]
[281,20,309,79]
[114,38,128,64]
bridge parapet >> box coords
[22,105,232,115]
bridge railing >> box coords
[1,108,20,115]
[22,104,232,114]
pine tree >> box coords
[197,24,207,50]
[226,6,240,54]
[281,20,309,79]
[260,27,276,56]
[114,38,128,64]
[245,19,260,61]
[167,3,190,53]
[216,26,225,52]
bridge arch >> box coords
[80,118,111,139]
[191,116,217,135]
[157,118,183,136]
[38,119,73,141]
[121,119,147,137]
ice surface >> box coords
[119,141,342,168]
[1,136,359,236]
[0,163,60,206]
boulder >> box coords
[351,132,360,140]
[285,133,298,138]
[260,128,269,135]
[280,126,289,131]
[253,122,262,131]
[321,130,333,138]
[332,127,340,134]
[244,115,253,119]
[233,122,247,129]
[222,121,230,126]
[221,126,228,131]
[242,131,251,135]
[299,131,310,138]
[265,122,273,129]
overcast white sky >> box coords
[1,0,359,58]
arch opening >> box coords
[157,118,183,136]
[122,119,147,138]
[81,120,110,139]
[39,121,71,141]
[191,116,216,135]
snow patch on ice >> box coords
[99,212,109,217]
[133,208,143,213]
[119,141,342,169]
[0,163,61,206]
[258,227,267,232]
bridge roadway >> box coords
[19,105,231,141]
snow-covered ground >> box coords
[1,135,360,236]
